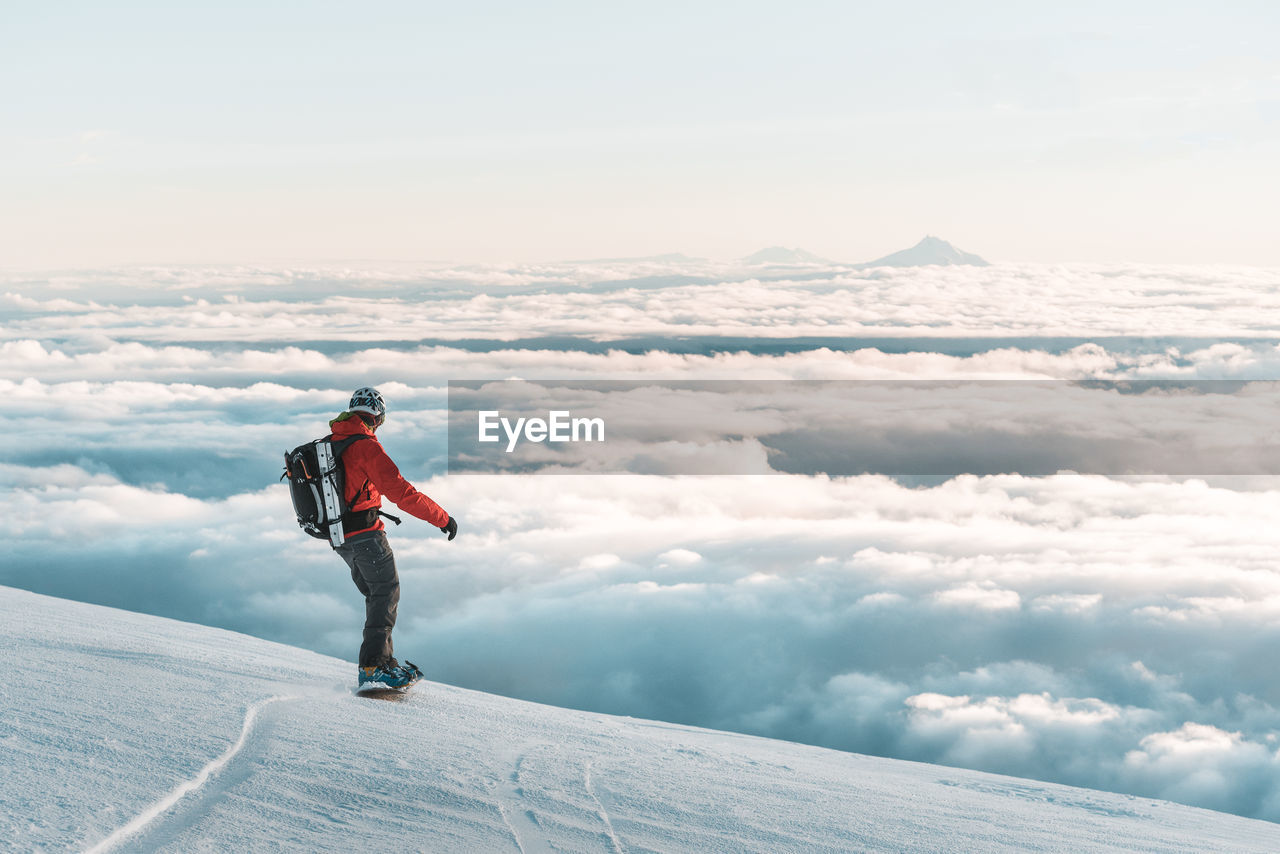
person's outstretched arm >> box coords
[363,442,450,530]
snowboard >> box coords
[356,686,411,701]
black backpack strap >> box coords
[329,433,373,498]
[330,434,387,533]
[328,433,371,459]
[340,507,403,531]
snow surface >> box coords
[3,586,1279,853]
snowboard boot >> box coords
[357,661,412,690]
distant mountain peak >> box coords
[742,246,830,265]
[859,236,989,268]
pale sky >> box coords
[3,1,1278,268]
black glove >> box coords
[439,515,457,541]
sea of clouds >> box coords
[7,259,1280,819]
[6,259,1280,341]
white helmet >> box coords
[349,387,386,426]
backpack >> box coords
[282,434,371,547]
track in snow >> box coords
[83,696,297,853]
[583,759,625,854]
[495,749,556,854]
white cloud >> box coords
[1030,593,1102,614]
[6,262,1280,344]
[578,553,622,571]
[1123,723,1280,816]
[933,583,1022,611]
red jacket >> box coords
[329,414,449,536]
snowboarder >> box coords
[329,387,458,690]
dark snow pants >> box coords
[334,531,400,668]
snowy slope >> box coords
[3,587,1279,853]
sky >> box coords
[4,1,1280,267]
